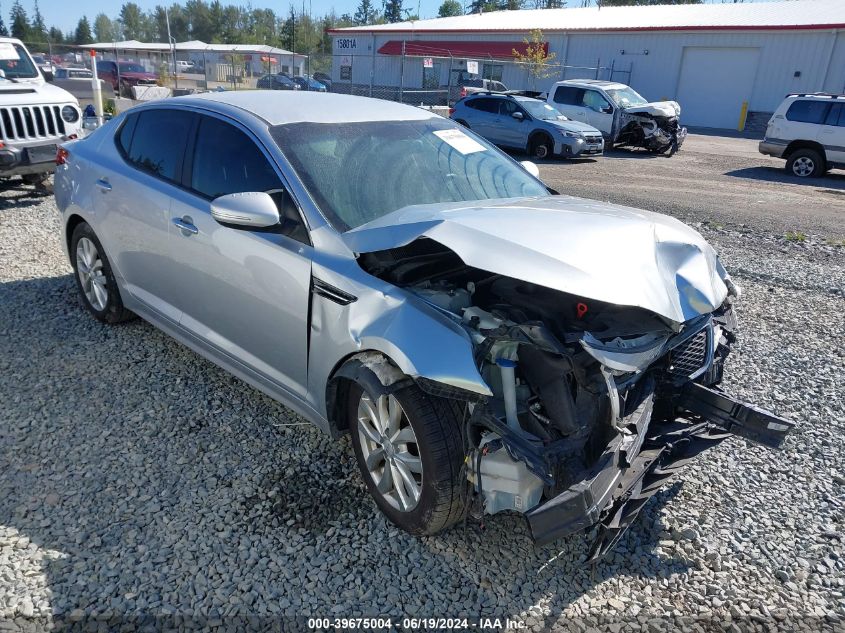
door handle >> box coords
[95,178,111,192]
[172,216,198,235]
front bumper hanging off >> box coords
[525,383,794,560]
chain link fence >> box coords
[319,51,633,106]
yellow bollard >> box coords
[738,100,749,132]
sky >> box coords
[35,0,764,37]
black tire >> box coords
[22,172,50,188]
[786,148,824,178]
[529,134,552,160]
[70,222,135,324]
[348,374,468,536]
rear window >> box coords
[785,100,830,124]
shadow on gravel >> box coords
[725,166,845,191]
[1,273,695,625]
[0,184,51,210]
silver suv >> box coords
[759,93,845,177]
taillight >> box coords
[460,87,467,98]
[448,107,455,116]
[56,146,69,165]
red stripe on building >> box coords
[376,39,548,59]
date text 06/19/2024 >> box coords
[307,617,528,630]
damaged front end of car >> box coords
[615,101,688,155]
[348,200,794,560]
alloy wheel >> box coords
[76,237,108,311]
[356,392,423,512]
[792,156,815,177]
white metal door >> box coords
[676,47,760,129]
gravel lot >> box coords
[1,137,844,633]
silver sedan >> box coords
[54,92,791,558]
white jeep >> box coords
[0,38,82,187]
[759,93,845,178]
[547,79,686,154]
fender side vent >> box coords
[312,277,356,306]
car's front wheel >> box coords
[70,222,135,324]
[786,148,824,178]
[348,376,468,536]
[529,134,552,160]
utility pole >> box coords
[165,5,178,89]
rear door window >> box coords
[553,86,584,106]
[470,98,499,114]
[823,102,845,126]
[125,109,194,183]
[785,100,830,124]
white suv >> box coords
[759,93,845,178]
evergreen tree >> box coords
[353,0,378,26]
[74,16,93,45]
[48,26,63,42]
[438,0,463,16]
[94,13,115,41]
[383,0,403,23]
[30,0,46,42]
[10,0,28,40]
[0,2,8,37]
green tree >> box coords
[438,0,463,16]
[93,13,115,41]
[119,2,147,40]
[9,0,27,40]
[0,2,8,37]
[465,0,498,13]
[30,0,46,42]
[383,0,403,23]
[353,0,378,26]
[186,0,215,41]
[48,25,63,42]
[74,16,93,44]
[512,28,556,89]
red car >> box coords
[96,61,158,96]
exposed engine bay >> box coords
[615,101,688,155]
[358,237,793,560]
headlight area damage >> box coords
[356,231,794,561]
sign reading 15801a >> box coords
[333,37,361,54]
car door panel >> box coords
[95,109,195,323]
[582,89,614,135]
[165,114,313,398]
[818,103,845,164]
[168,189,313,397]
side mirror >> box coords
[520,161,540,178]
[211,191,280,228]
[601,105,613,114]
[512,111,524,121]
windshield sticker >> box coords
[0,43,18,60]
[433,129,486,155]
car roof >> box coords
[556,79,628,90]
[176,91,440,125]
[785,92,845,101]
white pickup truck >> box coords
[0,38,82,187]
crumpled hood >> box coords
[343,196,728,324]
[624,100,681,118]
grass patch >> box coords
[784,231,807,242]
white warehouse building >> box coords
[329,0,845,131]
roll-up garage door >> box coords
[676,47,760,129]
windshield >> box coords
[605,87,648,108]
[272,119,548,232]
[521,101,567,121]
[119,62,147,73]
[0,44,39,79]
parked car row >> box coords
[257,72,329,92]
